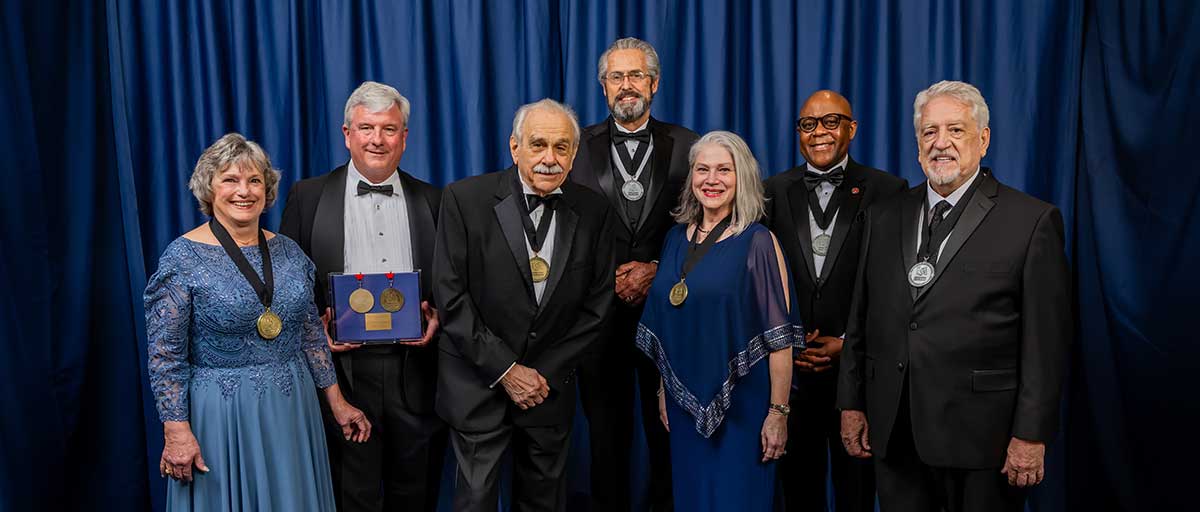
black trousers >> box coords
[777,372,876,512]
[578,307,673,511]
[449,421,573,512]
[323,348,448,512]
[875,382,1027,512]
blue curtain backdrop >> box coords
[0,0,1194,510]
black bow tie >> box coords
[803,166,845,190]
[612,129,650,146]
[357,180,394,196]
[526,193,561,212]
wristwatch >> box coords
[768,403,791,416]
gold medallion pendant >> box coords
[668,280,689,307]
[349,288,375,313]
[257,309,283,340]
[530,256,550,283]
[380,287,405,312]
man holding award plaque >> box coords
[837,81,1071,512]
[567,37,699,511]
[280,81,445,512]
[433,99,617,511]
[762,90,907,512]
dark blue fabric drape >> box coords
[1,1,1194,510]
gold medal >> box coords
[380,287,405,312]
[668,280,688,307]
[256,309,282,339]
[349,288,375,313]
[530,256,550,283]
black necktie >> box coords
[357,180,394,196]
[526,193,561,212]
[803,167,845,190]
[921,200,953,265]
[612,129,650,146]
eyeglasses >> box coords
[796,113,854,132]
[604,70,653,85]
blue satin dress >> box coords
[637,223,804,512]
[145,235,337,511]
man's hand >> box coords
[322,307,361,353]
[399,301,439,347]
[840,409,872,458]
[1001,437,1046,487]
[795,329,843,373]
[500,364,550,410]
[615,261,657,305]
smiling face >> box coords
[690,143,737,217]
[602,49,660,125]
[211,161,266,228]
[343,103,408,178]
[797,91,857,171]
[917,95,990,194]
[510,108,578,195]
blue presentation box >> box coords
[327,271,422,343]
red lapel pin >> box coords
[851,187,861,195]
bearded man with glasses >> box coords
[569,37,698,511]
[763,90,907,512]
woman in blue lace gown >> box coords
[637,131,805,511]
[146,133,371,511]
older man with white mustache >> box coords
[837,80,1071,512]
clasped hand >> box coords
[501,364,550,410]
[615,261,657,305]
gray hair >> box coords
[912,80,990,137]
[673,131,766,235]
[596,37,661,83]
[188,133,281,216]
[343,81,411,128]
[510,99,581,148]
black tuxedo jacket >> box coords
[837,169,1071,468]
[433,167,617,430]
[764,158,908,344]
[569,116,698,264]
[278,164,442,412]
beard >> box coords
[610,90,652,123]
[926,165,963,186]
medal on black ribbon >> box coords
[349,273,375,313]
[671,215,732,307]
[909,182,978,289]
[516,180,560,285]
[806,175,845,258]
[611,132,651,201]
[379,272,405,312]
[208,218,281,340]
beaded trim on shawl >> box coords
[636,322,805,438]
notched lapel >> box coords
[915,173,998,302]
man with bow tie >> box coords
[763,90,907,512]
[433,99,616,511]
[280,81,446,512]
[568,37,699,511]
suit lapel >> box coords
[787,175,818,285]
[900,187,923,302]
[312,166,347,286]
[915,171,998,303]
[538,196,578,315]
[493,169,536,303]
[399,171,436,301]
[818,162,866,282]
[634,119,674,236]
[588,125,629,231]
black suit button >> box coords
[631,240,640,248]
[909,322,918,330]
[814,291,822,300]
[897,362,905,372]
[529,331,538,340]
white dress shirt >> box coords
[916,167,982,261]
[806,155,849,276]
[343,161,414,274]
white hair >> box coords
[672,131,766,236]
[188,133,281,216]
[510,99,581,147]
[912,80,990,137]
[343,81,411,127]
[596,37,661,83]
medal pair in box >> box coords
[327,271,422,343]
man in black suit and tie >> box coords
[434,99,616,512]
[764,90,907,511]
[838,81,1071,511]
[279,81,446,512]
[569,37,698,511]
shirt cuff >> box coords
[489,362,517,389]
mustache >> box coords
[533,164,564,175]
[617,90,643,101]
